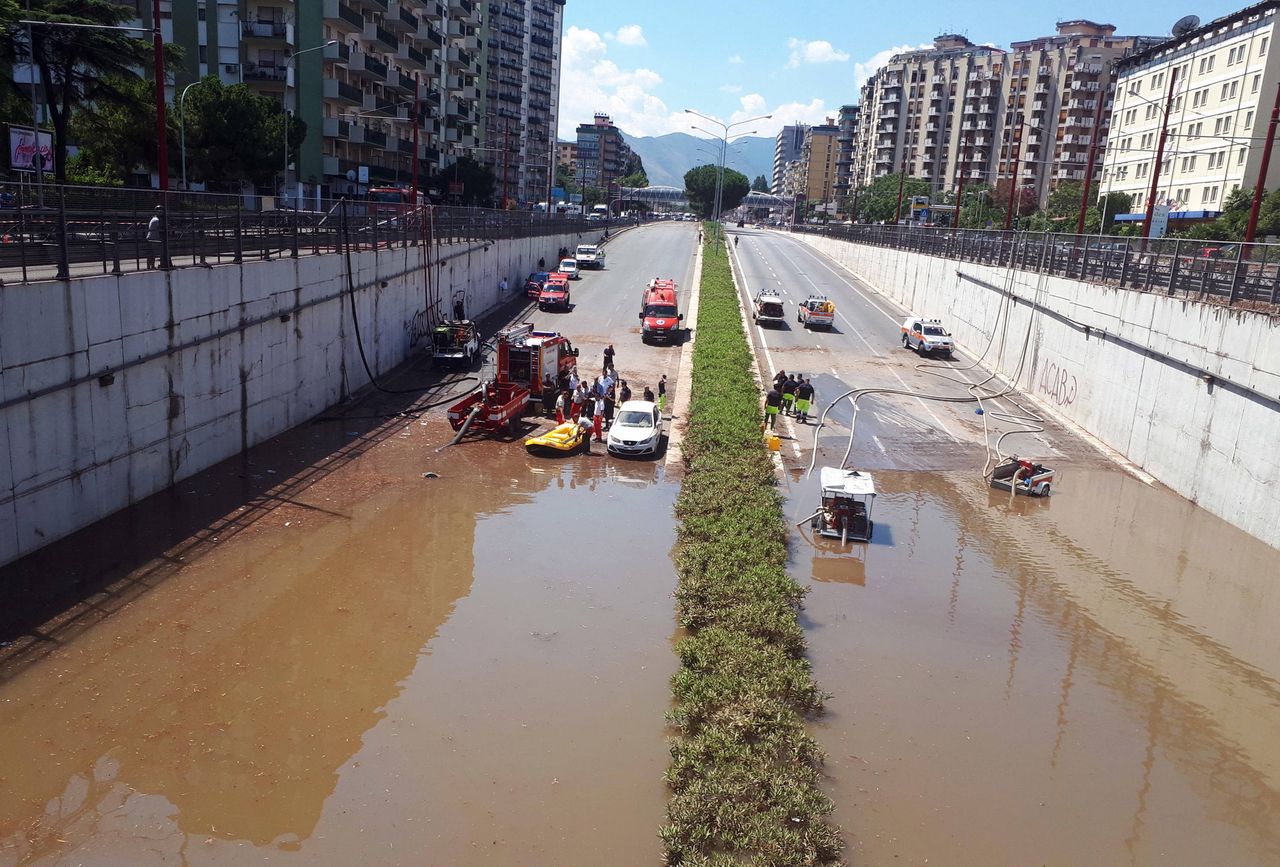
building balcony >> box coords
[348,50,388,81]
[446,46,474,69]
[397,41,428,69]
[322,117,351,139]
[323,77,363,105]
[384,66,414,94]
[324,0,364,33]
[387,0,418,33]
[324,40,350,65]
[241,19,291,42]
[244,62,289,85]
[416,20,444,48]
[323,155,358,178]
[363,21,398,51]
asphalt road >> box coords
[727,226,1108,473]
[523,222,699,418]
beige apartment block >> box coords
[802,121,840,207]
[855,22,1158,208]
[1102,3,1280,219]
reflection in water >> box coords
[0,430,676,867]
[795,467,1280,866]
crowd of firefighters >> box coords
[536,343,668,445]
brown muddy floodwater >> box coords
[0,417,677,866]
[788,464,1280,866]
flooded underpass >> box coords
[785,462,1280,866]
[0,406,677,866]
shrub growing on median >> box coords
[661,227,843,866]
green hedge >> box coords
[661,228,843,866]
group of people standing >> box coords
[764,370,816,429]
[539,344,667,445]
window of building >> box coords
[1182,155,1198,172]
[1222,82,1231,99]
[1254,74,1262,93]
[1262,37,1270,56]
[1239,147,1248,165]
[1246,110,1255,127]
[1175,95,1185,111]
[1135,191,1144,207]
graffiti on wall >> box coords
[406,309,432,348]
[1037,358,1078,407]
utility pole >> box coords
[893,156,907,224]
[1142,67,1179,240]
[151,0,168,190]
[410,73,420,207]
[1245,81,1280,244]
[1076,70,1109,235]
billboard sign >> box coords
[9,126,53,173]
[1150,203,1172,239]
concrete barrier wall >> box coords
[0,229,596,566]
[796,232,1280,549]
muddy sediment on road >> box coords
[784,464,1280,866]
[0,408,678,866]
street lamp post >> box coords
[685,108,771,241]
[282,40,337,208]
[178,79,205,190]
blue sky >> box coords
[558,0,1248,140]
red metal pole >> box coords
[1245,81,1280,243]
[152,0,168,190]
[893,157,907,223]
[1142,67,1179,239]
[1075,73,1109,235]
[410,73,420,206]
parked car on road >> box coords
[900,316,954,357]
[559,258,580,279]
[607,400,663,456]
[525,271,551,297]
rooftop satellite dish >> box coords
[1172,14,1201,37]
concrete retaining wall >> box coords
[796,232,1280,549]
[0,229,596,566]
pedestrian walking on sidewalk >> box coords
[499,276,508,296]
[145,206,165,269]
[603,343,615,374]
[764,386,782,430]
[658,375,667,413]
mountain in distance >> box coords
[620,130,775,189]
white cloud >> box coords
[558,26,686,138]
[732,98,834,137]
[728,54,743,65]
[854,43,933,89]
[786,38,850,69]
[608,24,647,47]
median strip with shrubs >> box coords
[660,229,843,866]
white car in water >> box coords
[607,400,663,456]
[558,258,580,279]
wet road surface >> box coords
[734,228,1280,865]
[0,224,696,866]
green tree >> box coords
[683,164,750,218]
[68,75,177,184]
[619,169,648,188]
[3,0,160,182]
[751,174,769,192]
[181,76,303,189]
[853,173,930,223]
[956,183,1004,228]
[426,156,495,207]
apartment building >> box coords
[854,22,1157,207]
[802,121,840,209]
[1102,3,1280,222]
[833,104,859,213]
[772,124,808,195]
[168,0,485,201]
[574,112,631,192]
[480,0,566,206]
[557,141,578,170]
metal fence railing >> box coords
[0,184,592,284]
[793,223,1280,307]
